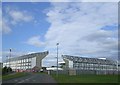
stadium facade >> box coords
[62,55,119,75]
[3,51,49,72]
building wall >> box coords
[63,56,118,75]
[31,57,36,68]
[73,62,117,71]
[3,51,49,72]
[3,58,33,71]
[35,52,49,70]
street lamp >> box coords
[56,43,59,77]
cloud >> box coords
[2,18,12,34]
[83,30,113,41]
[42,2,118,66]
[1,51,29,62]
[25,36,45,47]
[1,50,44,62]
[9,10,34,25]
[2,7,34,34]
[0,5,2,62]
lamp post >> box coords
[56,43,59,77]
[117,60,118,72]
[9,48,12,68]
[6,56,8,67]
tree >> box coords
[7,67,12,72]
[2,66,12,75]
[2,66,7,74]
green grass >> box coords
[36,72,48,74]
[51,74,118,83]
[2,72,29,80]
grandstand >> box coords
[62,55,119,74]
[3,51,49,72]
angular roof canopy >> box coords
[62,55,116,65]
[5,51,49,62]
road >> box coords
[2,73,57,85]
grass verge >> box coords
[51,74,118,83]
[2,72,29,81]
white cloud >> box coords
[2,7,34,34]
[42,2,118,66]
[2,50,44,62]
[25,36,45,47]
[0,6,2,62]
[2,18,12,34]
[83,30,116,42]
[9,10,34,25]
[1,51,29,62]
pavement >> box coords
[2,73,57,85]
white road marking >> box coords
[18,80,25,83]
[25,79,29,81]
[15,80,18,81]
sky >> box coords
[1,1,118,67]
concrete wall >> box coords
[36,52,49,70]
[69,69,76,75]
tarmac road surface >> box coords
[2,73,57,85]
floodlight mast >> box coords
[56,43,59,77]
[9,48,12,68]
[117,60,118,72]
[6,56,8,67]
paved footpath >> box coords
[2,73,57,85]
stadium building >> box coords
[62,55,119,75]
[3,51,49,72]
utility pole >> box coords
[56,43,59,77]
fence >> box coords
[49,69,118,75]
[50,70,69,75]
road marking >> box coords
[15,80,18,81]
[18,80,25,83]
[15,76,34,84]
